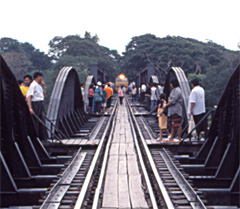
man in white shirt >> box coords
[81,83,85,102]
[27,72,47,142]
[188,78,206,138]
[150,83,158,113]
[140,83,146,102]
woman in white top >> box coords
[132,85,137,103]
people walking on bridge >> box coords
[161,78,183,142]
[118,85,124,105]
[26,71,47,142]
[104,83,113,113]
[132,85,137,103]
[145,83,151,111]
[88,84,94,113]
[20,74,32,99]
[94,82,103,114]
[150,83,158,114]
[188,78,206,140]
[101,84,107,114]
[157,93,170,141]
[156,82,164,106]
[140,83,146,102]
[81,83,85,103]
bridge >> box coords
[1,54,239,209]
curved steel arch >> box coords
[47,67,87,138]
[149,75,159,85]
[164,67,190,130]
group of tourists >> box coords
[19,71,205,144]
[87,82,113,114]
[137,78,205,143]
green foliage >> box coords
[1,33,239,110]
[121,34,239,107]
[53,55,90,83]
[121,34,239,83]
[1,37,52,77]
[48,34,120,80]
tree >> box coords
[121,34,239,82]
[3,51,32,78]
[0,37,52,79]
[48,34,120,80]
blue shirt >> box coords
[94,87,103,101]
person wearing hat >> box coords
[94,81,103,114]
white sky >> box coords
[1,0,240,54]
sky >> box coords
[1,0,240,55]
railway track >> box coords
[40,100,118,208]
[39,96,207,209]
[125,97,207,209]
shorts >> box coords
[102,103,106,107]
[88,97,93,107]
[107,96,112,108]
[168,114,182,128]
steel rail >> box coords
[125,98,175,209]
[40,147,86,209]
[88,116,105,140]
[126,101,158,209]
[160,148,206,209]
[139,116,156,139]
[74,99,118,209]
[91,100,118,209]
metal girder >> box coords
[0,55,66,207]
[137,63,156,88]
[180,65,240,206]
[89,63,109,83]
[47,67,85,139]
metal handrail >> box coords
[43,114,69,140]
[181,108,216,143]
[32,115,71,153]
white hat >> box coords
[97,81,102,86]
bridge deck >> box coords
[102,101,148,209]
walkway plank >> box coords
[106,155,118,174]
[118,155,127,174]
[118,174,131,208]
[102,102,148,209]
[129,174,149,208]
[109,143,119,155]
[102,174,118,208]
